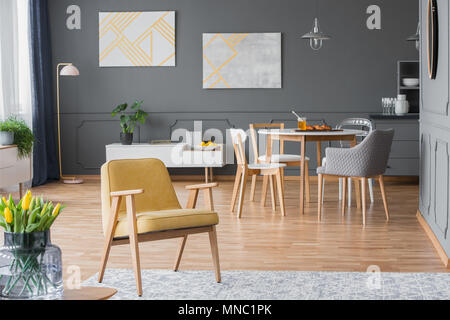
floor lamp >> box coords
[56,63,83,184]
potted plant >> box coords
[0,116,34,158]
[0,191,65,299]
[111,100,148,145]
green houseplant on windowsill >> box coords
[111,100,148,145]
[0,116,34,159]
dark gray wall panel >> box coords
[419,0,450,259]
[48,0,419,175]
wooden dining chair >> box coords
[249,123,311,206]
[230,129,286,218]
[317,129,394,226]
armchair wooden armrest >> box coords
[110,189,144,197]
[185,182,218,190]
[185,183,218,210]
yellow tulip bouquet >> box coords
[0,191,65,298]
[0,191,63,233]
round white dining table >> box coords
[258,128,366,215]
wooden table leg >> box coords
[316,142,322,167]
[299,136,306,215]
[205,167,209,183]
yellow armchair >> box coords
[98,159,220,296]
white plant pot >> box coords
[0,131,14,145]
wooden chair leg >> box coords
[275,169,286,216]
[230,167,242,212]
[126,195,143,296]
[173,236,187,271]
[237,170,248,218]
[360,178,366,226]
[269,175,277,211]
[378,175,390,221]
[305,161,311,202]
[19,183,23,199]
[208,226,221,283]
[341,177,347,216]
[98,197,121,283]
[354,178,361,209]
[203,188,214,211]
[261,175,269,207]
[317,174,323,221]
[250,175,257,201]
[186,189,199,209]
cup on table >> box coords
[297,118,307,130]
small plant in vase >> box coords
[111,100,148,145]
[0,191,65,299]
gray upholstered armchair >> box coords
[317,129,395,225]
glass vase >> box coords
[0,231,63,299]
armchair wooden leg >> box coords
[250,175,257,201]
[275,169,286,216]
[174,236,188,271]
[360,178,366,226]
[378,175,390,221]
[237,170,249,218]
[99,196,121,283]
[269,175,277,211]
[305,161,311,202]
[230,167,242,212]
[341,177,347,217]
[208,226,221,283]
[186,189,199,209]
[203,188,214,211]
[261,175,269,207]
[317,174,323,221]
[126,195,143,296]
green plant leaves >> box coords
[111,100,148,134]
[0,116,34,159]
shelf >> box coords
[399,86,420,90]
[369,113,420,120]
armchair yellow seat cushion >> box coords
[101,158,218,238]
[114,208,219,238]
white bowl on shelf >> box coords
[402,78,419,87]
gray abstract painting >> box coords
[202,33,282,89]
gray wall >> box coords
[419,0,450,257]
[47,0,419,175]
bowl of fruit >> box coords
[193,140,218,151]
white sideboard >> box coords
[105,143,225,168]
[0,145,32,197]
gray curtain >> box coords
[30,0,59,186]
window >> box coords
[0,0,32,127]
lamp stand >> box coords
[56,63,83,184]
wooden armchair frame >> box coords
[98,183,221,296]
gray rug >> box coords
[83,269,450,300]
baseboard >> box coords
[416,210,450,268]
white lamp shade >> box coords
[60,65,80,76]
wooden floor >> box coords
[3,176,448,281]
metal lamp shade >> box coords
[59,65,80,76]
[302,18,330,50]
[406,22,420,51]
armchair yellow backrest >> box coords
[101,159,181,234]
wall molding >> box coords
[417,210,450,268]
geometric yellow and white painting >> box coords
[203,33,281,88]
[99,11,175,67]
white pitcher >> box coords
[395,94,409,115]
